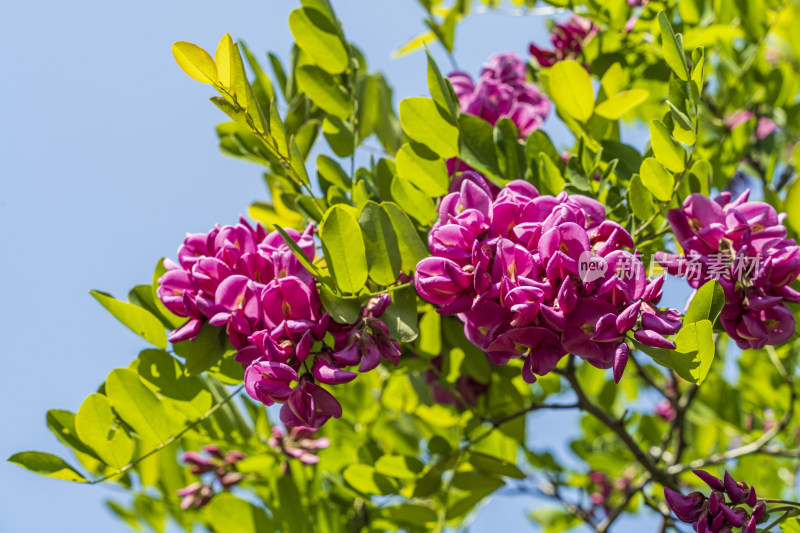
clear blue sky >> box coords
[0,1,666,531]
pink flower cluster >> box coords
[665,470,765,533]
[657,191,800,349]
[414,172,681,384]
[157,218,400,429]
[268,425,330,465]
[529,16,598,68]
[448,53,550,138]
[178,445,245,509]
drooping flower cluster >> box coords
[657,191,800,349]
[529,16,598,68]
[425,354,490,407]
[448,53,550,138]
[268,425,330,465]
[177,445,246,509]
[158,219,401,430]
[414,172,681,384]
[665,470,766,532]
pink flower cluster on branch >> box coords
[158,219,400,430]
[448,53,550,138]
[414,172,681,384]
[268,425,330,465]
[529,16,598,68]
[665,470,766,532]
[178,445,246,509]
[657,191,800,349]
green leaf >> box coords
[399,97,459,158]
[358,201,401,285]
[381,201,429,273]
[75,393,134,468]
[781,518,800,533]
[105,368,172,443]
[174,325,230,376]
[386,504,438,526]
[171,41,217,85]
[629,174,656,220]
[215,34,237,90]
[46,410,96,458]
[205,493,272,533]
[395,142,448,197]
[320,205,369,294]
[548,60,594,122]
[673,320,715,385]
[599,63,626,97]
[343,464,399,494]
[684,280,725,325]
[459,113,500,178]
[382,285,419,342]
[375,455,425,479]
[639,158,674,202]
[136,350,213,418]
[494,117,524,180]
[594,89,649,119]
[288,7,348,74]
[8,452,88,483]
[785,176,800,235]
[317,154,351,190]
[658,11,689,81]
[273,225,322,279]
[319,284,361,323]
[296,65,352,118]
[426,48,458,118]
[468,452,526,479]
[649,119,686,172]
[537,152,566,196]
[322,115,354,157]
[90,291,167,349]
[390,177,436,226]
[530,508,583,533]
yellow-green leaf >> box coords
[658,11,689,81]
[395,142,448,197]
[90,291,167,349]
[399,97,459,158]
[649,119,686,172]
[215,33,236,89]
[8,452,88,483]
[548,60,594,122]
[594,89,649,120]
[105,368,172,443]
[319,205,368,294]
[75,393,134,468]
[288,7,349,74]
[639,158,674,201]
[172,41,217,85]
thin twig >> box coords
[89,385,245,484]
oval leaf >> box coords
[8,452,88,483]
[288,7,348,74]
[90,291,167,349]
[639,158,675,202]
[172,41,217,85]
[320,205,368,294]
[399,97,459,158]
[548,60,594,122]
[105,368,172,443]
[649,119,686,172]
[76,393,134,468]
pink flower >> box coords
[529,16,598,67]
[447,53,550,138]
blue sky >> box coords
[0,1,666,531]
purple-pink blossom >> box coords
[448,53,550,138]
[665,470,766,532]
[658,190,800,349]
[158,219,402,430]
[268,425,330,465]
[178,445,246,509]
[529,16,598,68]
[415,172,680,384]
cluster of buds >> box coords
[448,53,550,138]
[588,471,631,517]
[158,219,401,430]
[665,471,766,532]
[414,172,682,384]
[268,425,330,466]
[177,445,246,509]
[529,16,598,68]
[657,190,800,349]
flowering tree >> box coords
[10,0,800,531]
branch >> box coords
[667,355,795,475]
[596,475,651,532]
[89,385,245,484]
[559,358,678,490]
